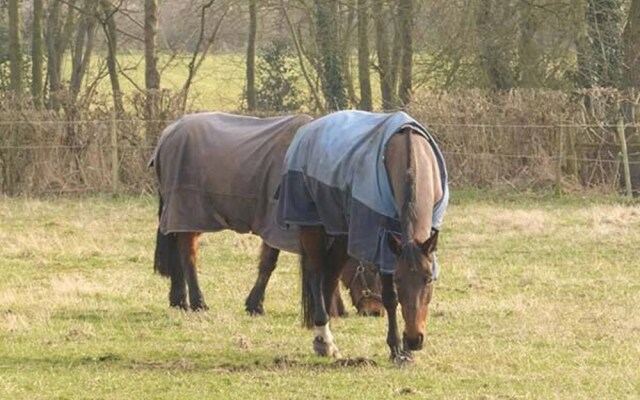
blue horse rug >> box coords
[150,112,312,253]
[276,110,449,275]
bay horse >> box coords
[277,111,448,364]
[150,112,383,316]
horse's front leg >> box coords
[177,233,208,311]
[300,226,341,358]
[382,273,413,365]
[326,235,349,318]
[245,243,280,315]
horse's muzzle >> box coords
[357,309,382,317]
[403,333,424,351]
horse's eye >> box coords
[423,276,432,285]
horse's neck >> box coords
[385,130,443,243]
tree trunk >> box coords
[314,0,348,110]
[623,0,640,89]
[70,0,98,100]
[145,0,161,143]
[475,0,514,91]
[46,0,62,110]
[398,0,413,106]
[100,0,123,114]
[8,0,23,97]
[357,0,372,110]
[341,2,358,108]
[517,2,542,88]
[32,0,45,108]
[389,2,401,102]
[373,0,393,109]
[246,0,257,111]
[46,0,76,110]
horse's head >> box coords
[388,230,438,351]
[341,259,385,317]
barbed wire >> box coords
[1,146,638,167]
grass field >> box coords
[1,190,639,399]
[69,52,248,111]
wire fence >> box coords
[1,117,639,196]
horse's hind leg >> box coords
[177,232,208,311]
[245,242,280,315]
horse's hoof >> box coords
[313,336,341,358]
[191,303,209,312]
[170,301,188,310]
[391,351,414,367]
[245,303,264,316]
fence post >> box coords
[617,116,633,198]
[111,108,119,193]
[555,125,565,196]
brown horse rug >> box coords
[149,112,312,253]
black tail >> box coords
[300,251,315,328]
[154,194,179,278]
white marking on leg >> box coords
[314,323,334,344]
[313,323,341,358]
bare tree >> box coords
[314,0,348,110]
[357,0,372,110]
[99,0,123,114]
[517,1,542,88]
[180,1,230,111]
[576,0,624,88]
[475,0,514,90]
[279,0,325,112]
[46,0,77,110]
[373,0,393,109]
[32,0,45,108]
[70,0,99,101]
[8,0,23,96]
[145,0,161,142]
[398,0,413,105]
[623,0,640,89]
[247,0,258,110]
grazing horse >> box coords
[150,112,383,316]
[277,111,448,364]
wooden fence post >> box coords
[617,116,633,198]
[111,108,119,193]
[555,125,565,196]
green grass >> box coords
[1,191,639,399]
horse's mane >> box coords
[399,129,430,273]
[401,129,418,244]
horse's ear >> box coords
[419,230,439,256]
[387,232,402,255]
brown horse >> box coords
[277,111,448,364]
[150,112,383,317]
